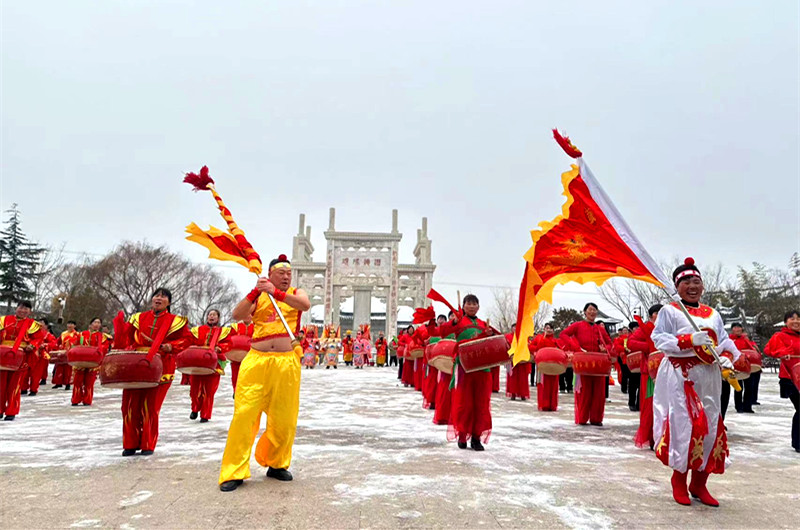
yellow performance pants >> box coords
[219,349,301,484]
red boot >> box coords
[689,470,719,507]
[671,470,691,506]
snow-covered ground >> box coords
[1,366,798,529]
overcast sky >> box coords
[2,1,798,322]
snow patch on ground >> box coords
[119,491,152,507]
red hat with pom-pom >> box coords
[672,257,701,285]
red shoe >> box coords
[671,471,691,506]
[689,471,719,507]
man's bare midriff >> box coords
[251,336,293,353]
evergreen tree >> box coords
[0,204,42,308]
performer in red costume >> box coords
[21,318,54,396]
[764,310,800,453]
[613,326,632,398]
[0,301,47,420]
[230,318,253,397]
[530,323,561,411]
[412,326,427,392]
[117,288,193,456]
[71,318,112,406]
[433,311,457,425]
[491,365,501,393]
[560,303,613,426]
[439,295,495,451]
[651,258,742,507]
[628,304,662,449]
[189,309,231,422]
[506,331,531,401]
[399,326,414,387]
[423,315,447,410]
[728,323,760,414]
[53,320,80,390]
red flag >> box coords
[412,306,436,324]
[426,289,461,319]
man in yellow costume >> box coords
[219,254,311,491]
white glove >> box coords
[718,356,734,370]
[691,331,713,347]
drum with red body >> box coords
[741,349,761,373]
[176,346,218,375]
[0,346,24,371]
[733,354,751,380]
[428,339,456,374]
[49,350,68,365]
[572,352,612,377]
[397,344,406,359]
[533,347,568,376]
[227,335,251,363]
[99,351,163,389]
[647,352,664,380]
[786,356,800,391]
[626,351,643,373]
[458,335,510,373]
[67,346,103,369]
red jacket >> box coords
[764,327,800,380]
[559,320,612,354]
[190,325,232,360]
[628,322,656,356]
[613,335,629,362]
[231,322,254,338]
[76,330,112,354]
[58,330,81,349]
[0,315,47,350]
[438,315,488,343]
[529,333,560,352]
[123,310,193,379]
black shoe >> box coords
[457,441,468,449]
[140,450,154,456]
[590,421,603,427]
[232,393,235,400]
[266,467,293,481]
[52,385,62,389]
[3,415,14,421]
[521,397,527,401]
[753,402,761,406]
[629,406,638,412]
[64,385,71,390]
[200,418,209,423]
[20,390,28,395]
[72,403,79,407]
[334,366,337,369]
[510,396,516,401]
[743,409,755,413]
[326,366,330,369]
[649,441,655,451]
[121,449,137,457]
[28,391,37,396]
[39,379,46,385]
[220,479,243,492]
[190,411,198,420]
[470,438,485,451]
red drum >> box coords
[176,346,218,375]
[733,354,751,380]
[67,346,103,369]
[49,350,68,364]
[572,352,612,377]
[227,335,251,363]
[397,345,406,359]
[534,347,568,376]
[459,335,510,373]
[741,349,762,373]
[408,346,425,359]
[626,352,643,373]
[647,352,664,380]
[787,357,800,392]
[99,351,163,389]
[0,346,24,371]
[428,339,456,375]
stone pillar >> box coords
[392,209,398,234]
[329,207,336,231]
[331,285,342,327]
[298,213,305,235]
[387,242,399,338]
[353,287,372,328]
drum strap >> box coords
[208,327,222,351]
[12,319,33,353]
[145,314,176,362]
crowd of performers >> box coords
[1,257,799,504]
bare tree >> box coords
[488,287,551,335]
[179,264,241,325]
[31,243,67,312]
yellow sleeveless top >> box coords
[252,287,302,341]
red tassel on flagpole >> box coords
[552,129,583,158]
[184,165,215,191]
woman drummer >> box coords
[118,288,193,456]
[71,317,112,406]
[764,309,800,453]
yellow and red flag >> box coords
[183,166,263,275]
[510,130,672,365]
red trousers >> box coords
[634,371,654,448]
[537,374,559,411]
[121,381,171,451]
[29,355,48,392]
[71,369,98,405]
[20,353,38,392]
[450,368,492,443]
[52,364,73,386]
[433,373,452,425]
[422,365,438,409]
[0,368,24,416]
[402,359,414,386]
[506,363,531,399]
[491,366,500,392]
[413,359,424,391]
[230,361,241,391]
[189,372,220,419]
[180,373,191,386]
[574,375,606,424]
